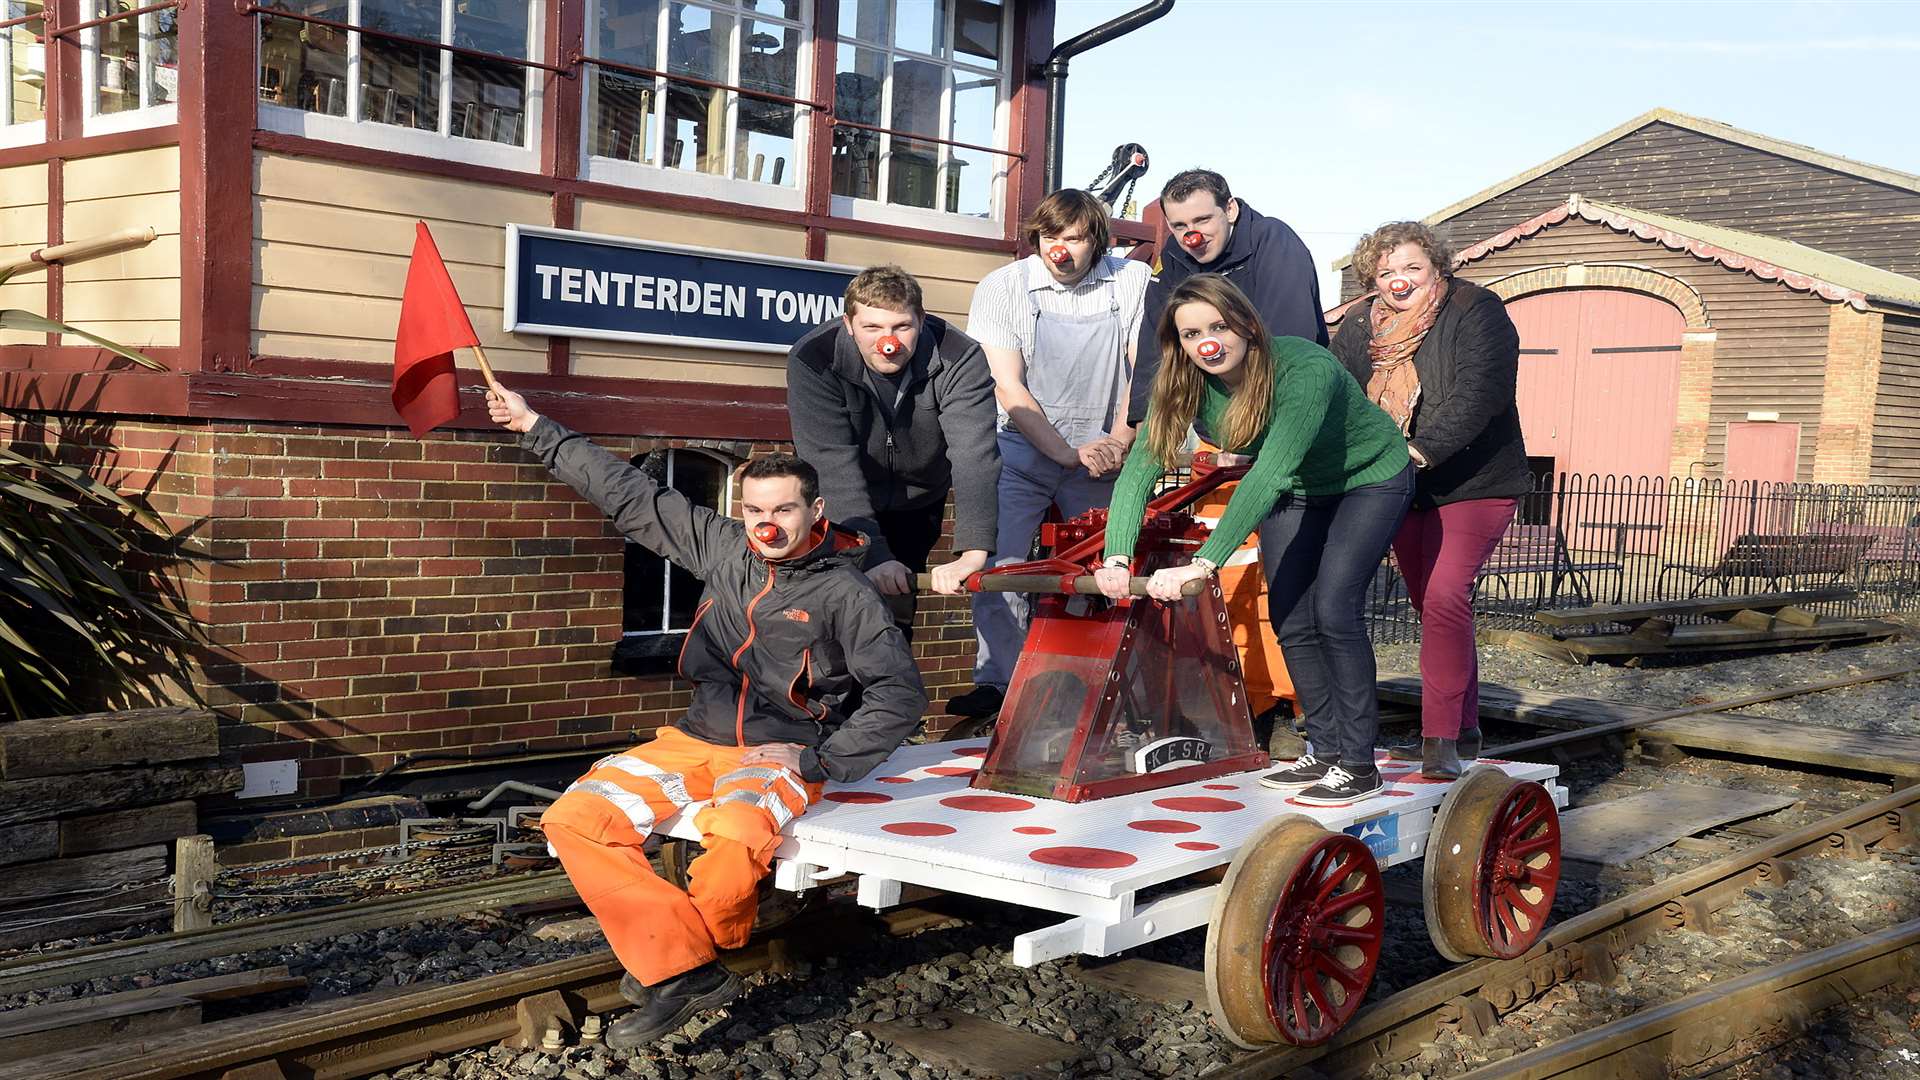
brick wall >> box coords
[1812,306,1885,484]
[5,412,980,799]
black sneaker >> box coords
[1258,753,1333,791]
[946,684,1005,717]
[1293,764,1385,807]
[605,961,741,1050]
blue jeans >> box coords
[1257,464,1415,770]
[971,430,1115,689]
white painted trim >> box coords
[80,101,176,136]
[0,120,45,148]
[830,193,1003,239]
[579,150,806,210]
[259,103,540,172]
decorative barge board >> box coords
[659,741,1566,968]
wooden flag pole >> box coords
[468,343,504,392]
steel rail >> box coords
[1212,782,1920,1079]
[0,870,576,997]
[1455,916,1920,1079]
[1486,663,1920,761]
[4,905,947,1080]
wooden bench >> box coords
[1658,532,1877,597]
[1474,523,1620,606]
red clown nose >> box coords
[1195,337,1225,361]
[1386,277,1414,299]
[1182,230,1207,250]
[876,335,904,358]
[752,522,783,546]
[1046,244,1071,266]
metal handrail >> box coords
[240,3,573,77]
[574,52,825,109]
[47,0,174,38]
[829,115,1023,160]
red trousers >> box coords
[539,727,821,985]
[1391,498,1517,739]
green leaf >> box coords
[0,310,165,370]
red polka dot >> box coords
[940,794,1034,813]
[925,766,978,777]
[1383,790,1414,797]
[1396,774,1450,784]
[1013,826,1055,835]
[883,821,956,836]
[1177,841,1220,851]
[1029,846,1137,869]
[875,776,915,784]
[1478,758,1511,765]
[824,791,892,804]
[1129,819,1202,833]
[952,748,988,758]
[1202,783,1239,790]
[1152,796,1245,813]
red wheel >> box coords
[1205,817,1383,1047]
[1425,766,1561,961]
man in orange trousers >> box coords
[489,386,927,1050]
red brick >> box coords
[321,458,391,478]
[249,498,320,519]
[287,518,357,538]
[289,478,360,499]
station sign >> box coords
[502,224,859,354]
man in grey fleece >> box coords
[786,264,1001,636]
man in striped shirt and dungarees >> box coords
[945,190,1152,720]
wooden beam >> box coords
[0,707,219,779]
[0,967,305,1063]
[172,835,217,933]
[60,801,197,857]
[0,760,243,827]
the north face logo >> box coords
[782,609,810,623]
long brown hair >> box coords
[1142,274,1277,469]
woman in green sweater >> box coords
[1093,275,1413,805]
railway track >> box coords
[2,667,1916,1080]
[1214,782,1920,1079]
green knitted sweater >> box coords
[1103,336,1410,566]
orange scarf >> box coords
[1366,279,1448,434]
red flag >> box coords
[392,222,480,436]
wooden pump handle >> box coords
[914,572,1206,598]
[0,227,157,277]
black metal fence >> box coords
[1365,474,1920,643]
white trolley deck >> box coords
[659,741,1566,979]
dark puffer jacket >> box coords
[786,316,1000,565]
[1331,278,1530,510]
[521,417,927,783]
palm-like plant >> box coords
[1,249,208,721]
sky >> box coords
[1050,0,1920,300]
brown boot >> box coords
[1420,737,1463,780]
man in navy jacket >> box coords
[1129,169,1327,425]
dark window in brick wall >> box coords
[614,448,731,677]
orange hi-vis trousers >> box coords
[539,726,822,985]
[1193,446,1295,716]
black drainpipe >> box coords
[1038,0,1176,194]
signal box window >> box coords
[614,448,731,677]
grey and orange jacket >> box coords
[521,417,928,784]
